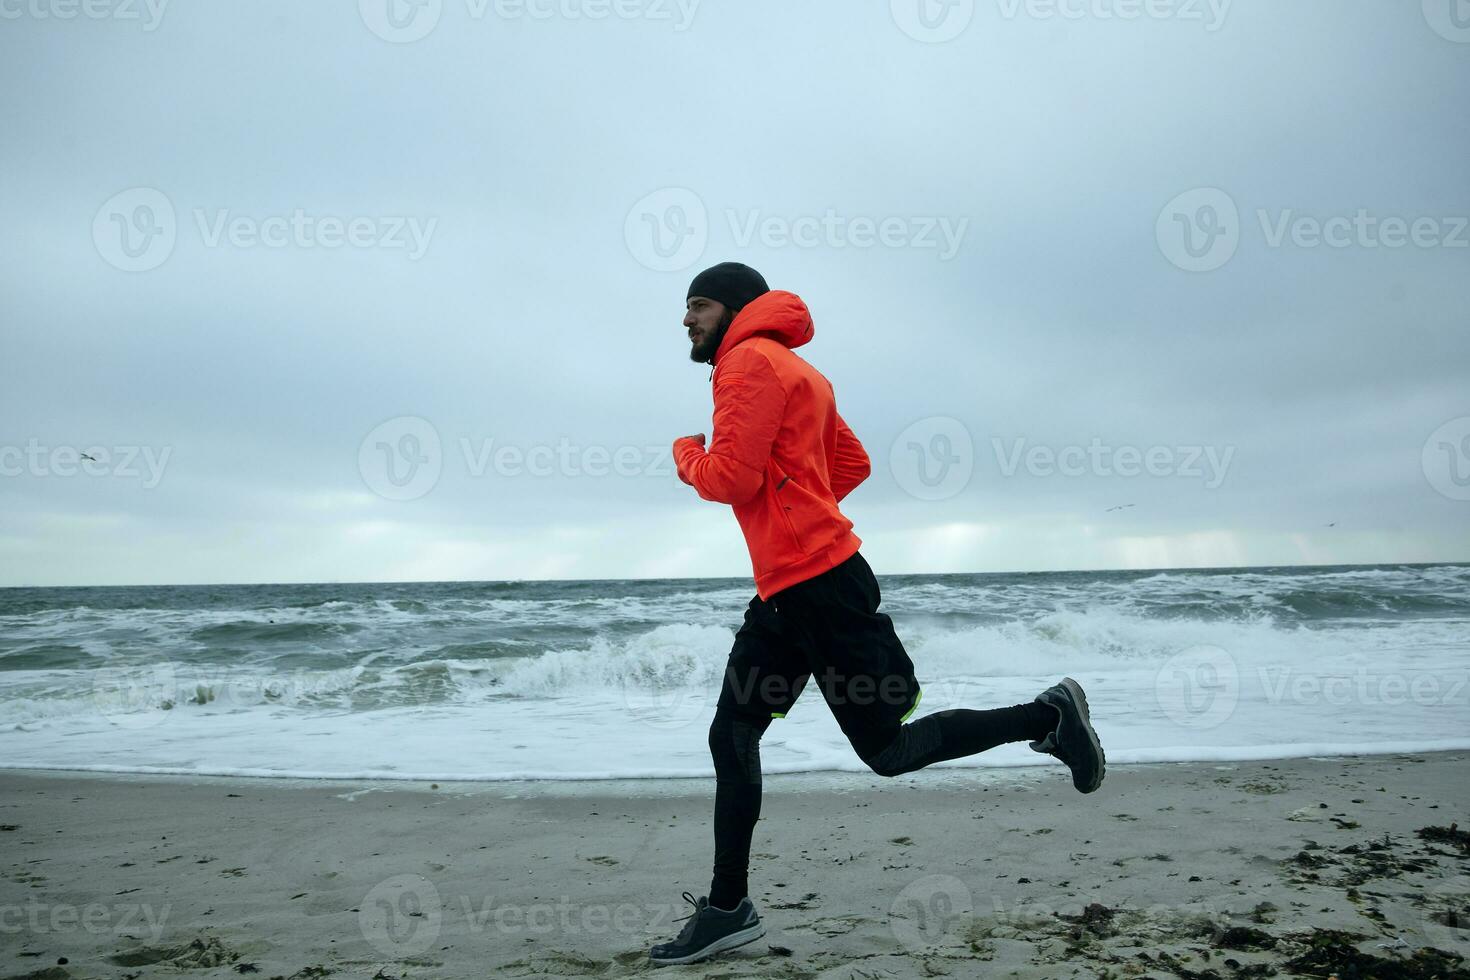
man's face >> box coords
[684,296,733,364]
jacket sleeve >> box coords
[673,350,785,506]
[830,412,871,503]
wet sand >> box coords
[1,752,1467,979]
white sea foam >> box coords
[1,565,1466,780]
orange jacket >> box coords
[673,290,871,600]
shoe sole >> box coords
[1059,676,1106,793]
[649,921,766,967]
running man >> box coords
[650,263,1106,967]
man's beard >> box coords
[689,309,735,364]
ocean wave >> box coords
[4,606,1462,729]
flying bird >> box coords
[1104,504,1135,513]
[80,453,98,462]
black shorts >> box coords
[716,550,923,761]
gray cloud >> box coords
[2,0,1467,585]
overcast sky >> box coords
[2,0,1467,587]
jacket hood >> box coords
[711,290,814,368]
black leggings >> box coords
[706,699,1057,910]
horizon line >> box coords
[3,558,1466,590]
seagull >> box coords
[80,453,98,462]
[1104,504,1135,513]
[1324,522,1336,528]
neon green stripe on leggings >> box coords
[900,688,923,723]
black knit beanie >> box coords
[686,262,769,313]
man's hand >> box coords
[672,433,706,488]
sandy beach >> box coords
[2,752,1467,979]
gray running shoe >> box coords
[1030,676,1106,793]
[649,891,765,967]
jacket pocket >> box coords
[774,469,848,556]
